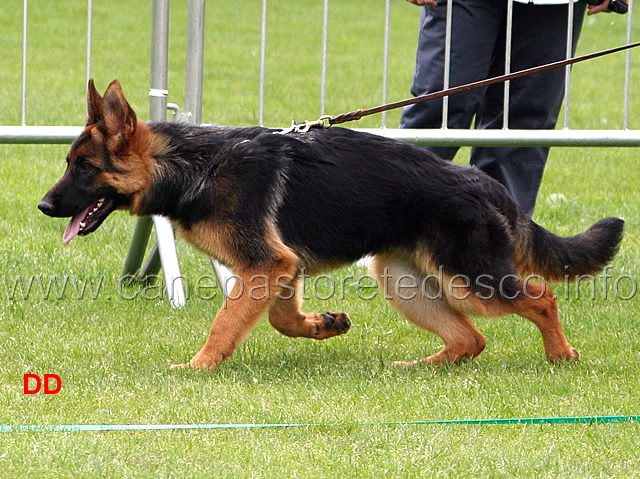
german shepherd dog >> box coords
[39,80,624,370]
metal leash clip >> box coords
[275,115,332,135]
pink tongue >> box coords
[62,206,91,245]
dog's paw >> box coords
[170,351,223,371]
[548,347,580,362]
[391,359,420,368]
[305,311,351,339]
[170,362,191,370]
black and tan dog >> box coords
[39,80,624,370]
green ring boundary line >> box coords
[1,415,638,432]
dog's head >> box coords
[39,80,154,244]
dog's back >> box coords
[254,127,622,294]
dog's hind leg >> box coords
[371,254,486,366]
[268,275,351,339]
[442,277,579,362]
[504,282,580,362]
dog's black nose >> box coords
[38,198,55,216]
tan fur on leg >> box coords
[372,253,486,366]
[268,276,351,339]
[171,253,299,371]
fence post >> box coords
[182,0,236,297]
[21,0,28,127]
[185,0,205,125]
[121,0,187,308]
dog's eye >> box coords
[75,159,95,172]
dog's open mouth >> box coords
[62,197,115,245]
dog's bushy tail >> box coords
[514,215,624,281]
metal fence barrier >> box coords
[3,0,639,147]
[255,0,640,144]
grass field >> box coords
[1,1,640,477]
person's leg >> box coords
[470,1,586,217]
[400,0,504,160]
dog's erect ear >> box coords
[86,79,104,125]
[102,80,137,144]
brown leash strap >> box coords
[325,42,640,127]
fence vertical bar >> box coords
[122,0,169,281]
[122,0,187,308]
[624,0,634,130]
[153,0,185,307]
[149,0,170,122]
[381,0,391,128]
[86,0,93,89]
[185,0,205,125]
[563,0,575,129]
[503,0,513,129]
[259,0,267,126]
[21,0,28,127]
[320,0,329,116]
[184,0,235,298]
[442,0,453,129]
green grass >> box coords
[1,1,640,477]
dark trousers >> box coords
[400,0,586,217]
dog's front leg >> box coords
[172,260,298,371]
[268,275,351,339]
